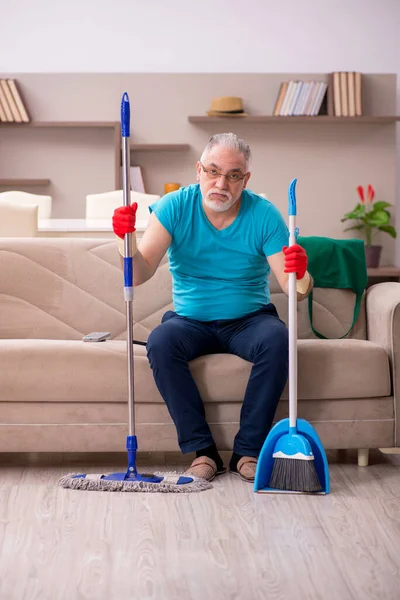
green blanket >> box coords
[297,236,368,339]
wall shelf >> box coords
[0,122,191,193]
[188,115,400,124]
[0,121,119,128]
[130,144,190,151]
[1,121,121,189]
[367,266,400,277]
[0,178,51,186]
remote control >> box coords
[82,331,112,342]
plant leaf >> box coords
[343,225,365,232]
[372,201,392,210]
[341,204,365,221]
[364,209,391,226]
[378,225,397,238]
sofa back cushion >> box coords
[0,238,366,341]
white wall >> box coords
[2,0,400,73]
[2,0,400,261]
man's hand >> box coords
[282,243,308,280]
[112,203,138,239]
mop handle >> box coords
[288,178,298,429]
[121,92,135,438]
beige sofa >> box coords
[1,237,399,466]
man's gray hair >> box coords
[200,133,252,169]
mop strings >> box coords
[58,472,212,493]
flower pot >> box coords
[365,245,382,268]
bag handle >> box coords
[307,290,363,340]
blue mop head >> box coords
[58,471,212,493]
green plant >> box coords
[341,184,397,247]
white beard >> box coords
[203,189,237,213]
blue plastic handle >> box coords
[121,92,130,138]
[288,178,297,216]
[124,256,133,287]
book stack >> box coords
[273,80,328,116]
[0,79,30,123]
[331,72,362,117]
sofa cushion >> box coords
[0,340,128,403]
[191,339,390,401]
[294,339,390,399]
[0,338,389,404]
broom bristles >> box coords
[269,457,322,492]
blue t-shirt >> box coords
[149,184,288,321]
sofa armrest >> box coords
[366,282,400,446]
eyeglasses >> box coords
[200,162,247,184]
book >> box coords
[326,73,334,116]
[339,72,349,116]
[280,80,295,115]
[293,81,308,115]
[130,166,145,193]
[120,165,146,192]
[310,82,328,116]
[0,94,7,122]
[304,81,320,115]
[272,82,288,116]
[7,79,30,123]
[0,80,22,122]
[347,72,356,117]
[355,72,363,116]
[333,72,341,117]
[0,82,13,122]
[288,81,303,116]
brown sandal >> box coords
[230,456,258,482]
[184,456,226,482]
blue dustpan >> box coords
[254,178,330,494]
[254,418,330,493]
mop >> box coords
[254,178,330,494]
[58,93,211,493]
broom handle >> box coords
[288,179,298,429]
[121,93,135,439]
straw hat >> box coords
[207,96,248,117]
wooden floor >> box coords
[0,450,400,600]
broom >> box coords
[268,178,322,493]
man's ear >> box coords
[196,161,201,182]
[243,172,251,189]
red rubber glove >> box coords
[112,203,138,239]
[282,243,308,280]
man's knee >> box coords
[147,323,175,365]
[257,325,288,361]
[147,316,189,363]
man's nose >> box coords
[215,174,228,189]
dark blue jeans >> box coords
[146,304,288,457]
